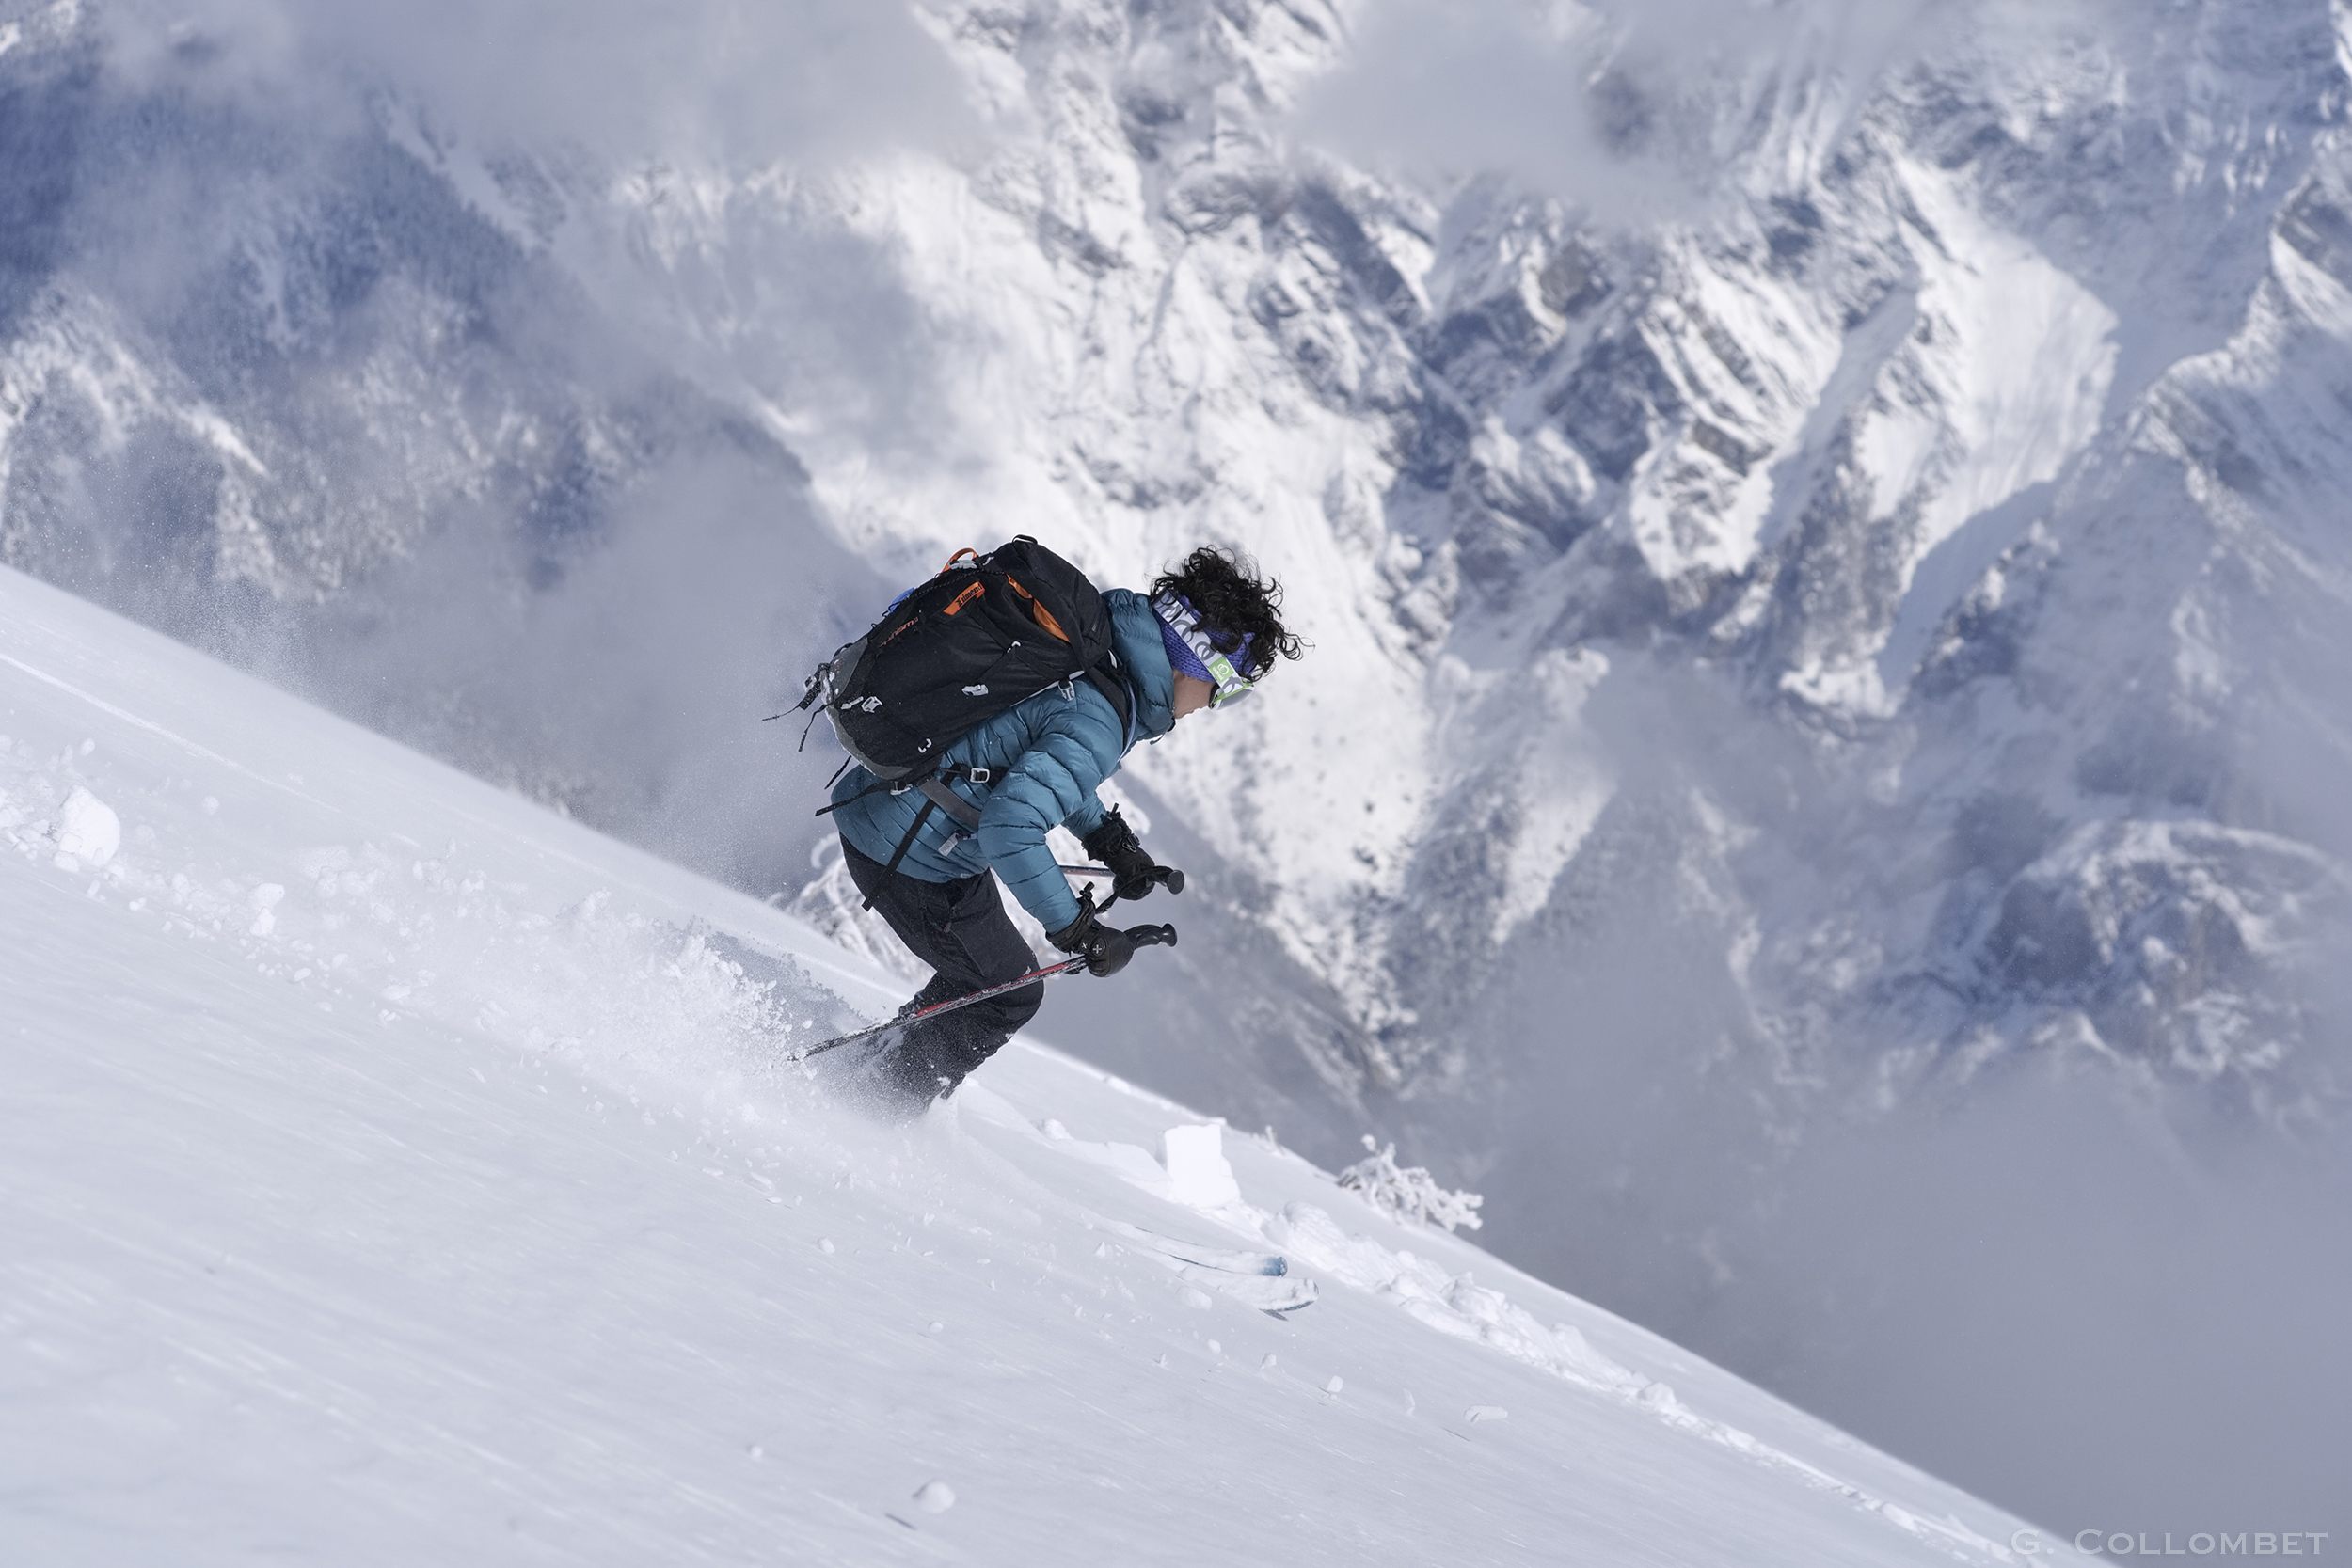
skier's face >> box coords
[1172,673,1215,719]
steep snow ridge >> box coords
[0,561,2064,1563]
[1891,160,2116,559]
[1481,645,1614,945]
[0,287,262,471]
[1809,159,2117,717]
[0,286,272,581]
[1620,236,1840,583]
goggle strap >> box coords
[1156,591,1259,705]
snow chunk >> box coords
[53,786,120,866]
[1040,1127,1170,1190]
[913,1481,955,1514]
[248,883,286,937]
[1162,1123,1241,1208]
[1465,1405,1507,1423]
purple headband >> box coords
[1158,613,1215,686]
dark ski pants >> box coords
[841,837,1046,1105]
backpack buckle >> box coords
[966,767,993,784]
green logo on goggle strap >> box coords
[1202,649,1254,706]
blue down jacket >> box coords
[829,587,1177,934]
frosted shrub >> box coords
[1337,1137,1484,1232]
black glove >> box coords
[1081,808,1180,902]
[1047,901,1138,978]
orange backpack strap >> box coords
[1003,577,1072,641]
[942,546,979,572]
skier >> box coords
[823,546,1301,1119]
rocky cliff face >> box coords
[7,0,2350,1159]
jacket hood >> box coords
[1104,588,1176,741]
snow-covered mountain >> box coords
[0,560,2071,1565]
[8,0,2346,1122]
[7,0,2351,1541]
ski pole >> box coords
[789,923,1178,1063]
[1057,863,1185,894]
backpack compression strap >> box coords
[865,764,990,907]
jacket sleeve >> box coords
[975,698,1121,933]
[1061,791,1110,842]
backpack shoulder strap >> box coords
[1083,654,1134,746]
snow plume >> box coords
[269,454,898,900]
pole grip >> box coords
[1064,864,1186,896]
[1131,924,1178,949]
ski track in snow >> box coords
[0,564,2062,1564]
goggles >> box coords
[1153,592,1260,707]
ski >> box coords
[787,921,1178,1063]
[1114,1236,1317,1312]
[787,958,1086,1063]
[1100,1218,1289,1276]
[1181,1261,1316,1315]
[1097,1221,1315,1312]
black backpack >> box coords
[797,537,1133,893]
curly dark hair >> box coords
[1151,546,1306,680]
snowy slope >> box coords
[0,562,2058,1562]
